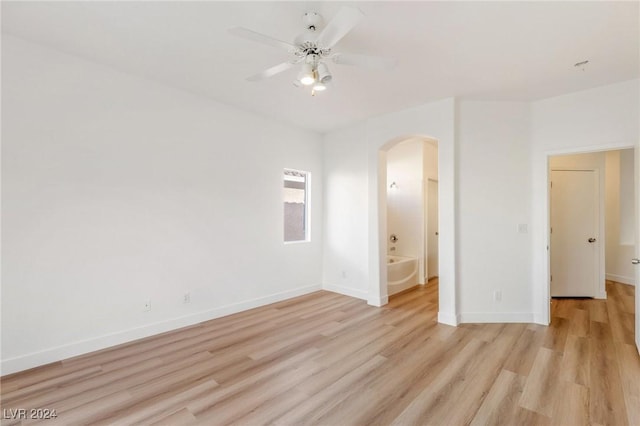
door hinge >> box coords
[550,275,553,282]
[550,227,552,234]
[550,181,553,188]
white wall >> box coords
[322,123,369,300]
[456,101,532,322]
[531,79,640,323]
[424,142,439,280]
[619,149,636,245]
[386,139,424,261]
[1,36,324,374]
[605,150,636,285]
[424,143,438,181]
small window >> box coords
[284,169,310,242]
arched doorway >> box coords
[368,133,458,326]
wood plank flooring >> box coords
[1,280,638,425]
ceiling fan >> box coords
[228,6,396,95]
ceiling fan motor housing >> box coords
[295,12,327,52]
[302,12,322,31]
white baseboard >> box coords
[437,311,459,326]
[1,284,321,376]
[533,312,549,325]
[458,312,535,324]
[606,273,635,286]
[367,295,388,307]
[322,283,368,301]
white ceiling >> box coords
[2,1,638,133]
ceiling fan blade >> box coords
[229,27,296,53]
[332,53,397,70]
[316,6,364,49]
[246,61,295,82]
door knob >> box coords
[588,238,596,243]
[632,258,640,265]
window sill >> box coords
[284,240,311,245]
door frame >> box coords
[425,178,439,281]
[635,145,640,353]
[549,167,601,298]
[373,133,457,326]
[540,142,636,325]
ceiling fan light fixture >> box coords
[229,6,395,94]
[300,75,315,85]
[313,81,327,91]
[316,62,332,84]
[299,63,316,85]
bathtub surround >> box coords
[387,255,418,295]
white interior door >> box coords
[550,170,599,297]
[427,179,439,279]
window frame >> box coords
[283,168,311,244]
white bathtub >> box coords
[387,255,418,296]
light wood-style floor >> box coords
[1,280,638,425]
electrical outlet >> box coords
[341,270,347,279]
[183,292,191,304]
[143,299,151,312]
[493,290,502,302]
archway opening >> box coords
[374,135,447,314]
